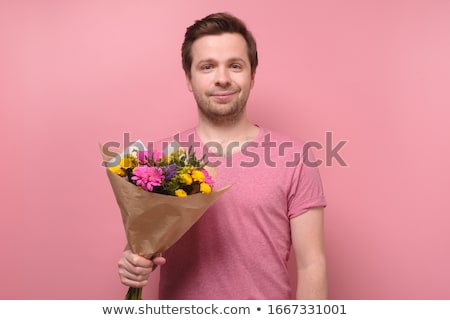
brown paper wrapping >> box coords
[106,168,230,258]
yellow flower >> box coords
[180,173,193,185]
[175,189,187,197]
[191,169,205,182]
[109,166,126,177]
[119,154,138,169]
[200,182,212,194]
[180,165,193,174]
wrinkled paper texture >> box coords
[102,140,229,258]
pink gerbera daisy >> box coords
[131,166,163,191]
[201,168,214,188]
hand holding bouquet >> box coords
[103,142,229,299]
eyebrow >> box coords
[196,58,248,66]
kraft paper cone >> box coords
[106,168,230,258]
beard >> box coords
[194,90,249,125]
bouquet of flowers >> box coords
[103,141,229,299]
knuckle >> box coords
[131,256,140,266]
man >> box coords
[118,12,327,299]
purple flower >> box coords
[164,164,178,181]
[131,166,163,191]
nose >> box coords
[214,66,231,87]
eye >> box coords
[200,64,213,71]
[230,63,242,70]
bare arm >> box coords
[290,206,328,299]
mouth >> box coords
[210,91,236,102]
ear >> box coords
[186,73,193,92]
[250,72,256,89]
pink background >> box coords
[1,0,449,299]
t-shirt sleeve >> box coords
[287,146,327,219]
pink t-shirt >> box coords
[158,126,326,299]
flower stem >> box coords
[125,287,142,300]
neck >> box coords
[197,114,257,142]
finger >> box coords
[126,252,152,268]
[118,258,152,284]
[125,260,153,276]
[119,256,152,278]
[120,277,149,288]
[151,256,167,266]
[119,266,151,282]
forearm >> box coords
[295,259,328,300]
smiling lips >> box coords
[210,91,236,102]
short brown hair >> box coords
[181,12,258,78]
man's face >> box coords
[187,33,255,124]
